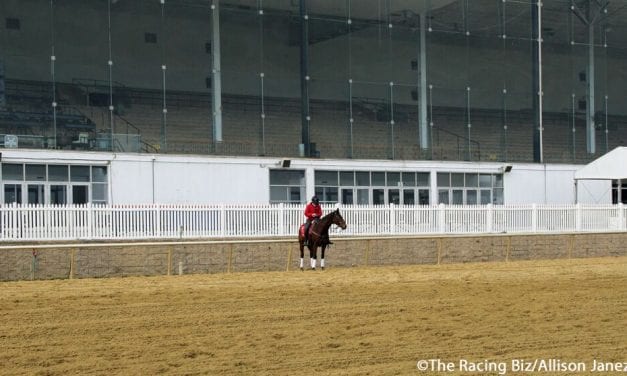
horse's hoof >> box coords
[311,267,316,271]
[321,267,325,271]
[300,267,304,271]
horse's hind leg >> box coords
[321,245,326,270]
[299,242,304,271]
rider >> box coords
[303,195,322,246]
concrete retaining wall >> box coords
[1,233,626,281]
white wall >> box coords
[0,149,613,205]
[504,164,611,204]
[109,154,271,204]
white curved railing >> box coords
[0,203,625,241]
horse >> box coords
[298,208,347,270]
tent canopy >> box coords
[575,147,627,180]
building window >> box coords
[6,18,20,30]
[1,163,108,204]
[437,172,503,205]
[144,32,157,44]
[315,170,430,205]
[269,169,305,204]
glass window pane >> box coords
[340,171,354,186]
[4,184,22,204]
[315,170,338,186]
[438,190,449,205]
[402,172,415,187]
[25,165,46,181]
[386,172,400,187]
[49,165,69,182]
[270,186,286,202]
[437,172,450,187]
[71,166,90,182]
[373,189,385,204]
[451,173,464,187]
[494,174,503,188]
[50,185,67,205]
[325,187,338,203]
[418,189,430,205]
[389,189,400,205]
[288,187,302,203]
[92,183,107,202]
[452,190,463,205]
[466,190,478,205]
[356,189,369,204]
[403,189,415,205]
[372,172,385,186]
[480,190,491,204]
[493,188,504,205]
[3,164,23,180]
[356,172,370,186]
[92,166,108,183]
[72,185,88,205]
[465,173,478,187]
[417,173,430,186]
[479,174,492,188]
[341,188,353,204]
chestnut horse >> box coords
[298,209,347,270]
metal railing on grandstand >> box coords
[0,203,625,242]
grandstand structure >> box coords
[0,0,625,206]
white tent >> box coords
[574,147,627,203]
[575,147,627,181]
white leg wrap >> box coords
[321,259,325,268]
[300,258,304,268]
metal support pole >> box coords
[419,11,429,150]
[211,1,223,144]
[586,19,596,154]
[300,0,310,157]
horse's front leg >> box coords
[320,244,327,270]
[299,241,305,271]
[309,244,317,270]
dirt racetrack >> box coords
[1,257,626,375]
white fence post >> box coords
[389,203,396,234]
[532,203,537,233]
[278,203,284,236]
[486,204,493,233]
[575,203,582,231]
[438,203,446,234]
[618,203,624,231]
[87,202,93,240]
[155,203,161,238]
[12,202,18,240]
[220,204,226,237]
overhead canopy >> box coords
[575,147,627,180]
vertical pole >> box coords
[211,1,223,144]
[586,15,596,154]
[531,0,543,163]
[419,11,429,150]
[300,0,310,157]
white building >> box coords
[0,149,610,206]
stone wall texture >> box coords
[1,233,626,281]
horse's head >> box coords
[332,209,347,230]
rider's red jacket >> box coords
[304,202,322,221]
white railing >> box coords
[0,203,625,242]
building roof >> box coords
[575,147,627,180]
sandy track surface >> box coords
[1,257,626,375]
